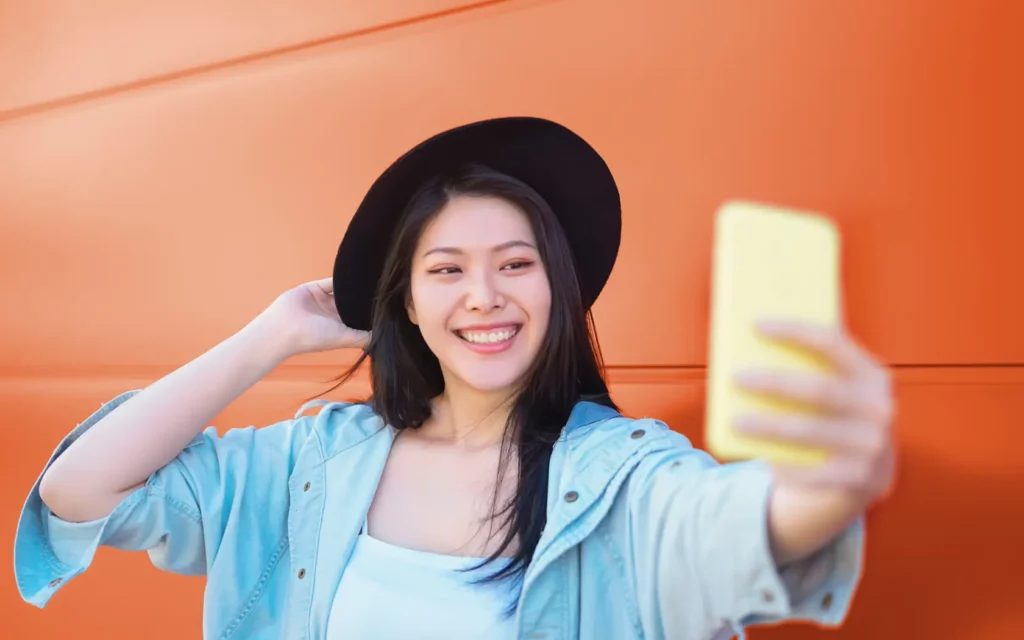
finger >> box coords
[771,460,854,488]
[735,369,865,415]
[737,369,894,422]
[350,330,372,350]
[735,414,881,453]
[771,456,882,494]
[311,277,334,296]
[756,319,877,376]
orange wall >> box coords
[2,1,1021,637]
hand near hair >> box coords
[254,277,371,359]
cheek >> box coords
[409,280,452,334]
[523,276,552,333]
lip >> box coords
[454,323,522,355]
[455,323,520,332]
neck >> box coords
[422,376,518,448]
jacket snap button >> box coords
[303,481,311,492]
[630,429,645,439]
[761,589,774,603]
[564,491,579,503]
[297,569,306,579]
[821,592,834,609]
[49,578,62,588]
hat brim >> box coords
[332,116,621,331]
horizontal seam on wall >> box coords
[0,0,513,123]
[2,363,1024,385]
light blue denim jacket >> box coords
[15,391,864,639]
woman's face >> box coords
[408,195,552,394]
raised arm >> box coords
[627,320,895,637]
[735,319,895,567]
[16,278,370,608]
[38,277,368,523]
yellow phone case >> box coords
[705,200,842,465]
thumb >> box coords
[311,277,334,296]
[347,328,372,350]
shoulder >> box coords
[179,399,384,472]
[558,402,717,495]
[563,401,694,459]
[574,414,769,531]
[306,399,389,459]
[563,402,759,491]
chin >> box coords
[451,364,531,395]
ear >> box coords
[406,297,418,325]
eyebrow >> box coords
[423,239,537,257]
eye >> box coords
[427,266,461,275]
[501,260,534,271]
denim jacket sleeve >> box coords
[626,428,864,639]
[14,390,314,608]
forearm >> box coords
[767,482,866,566]
[39,317,289,522]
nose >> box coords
[464,268,504,312]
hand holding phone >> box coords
[705,200,842,465]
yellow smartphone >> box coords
[705,200,842,465]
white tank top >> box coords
[326,519,519,639]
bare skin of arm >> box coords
[39,278,368,523]
[735,320,896,566]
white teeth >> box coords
[459,327,518,344]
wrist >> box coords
[235,314,298,368]
[767,481,866,565]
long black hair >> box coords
[326,163,616,604]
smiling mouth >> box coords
[455,325,522,345]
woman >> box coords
[15,117,895,639]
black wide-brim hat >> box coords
[332,116,621,331]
